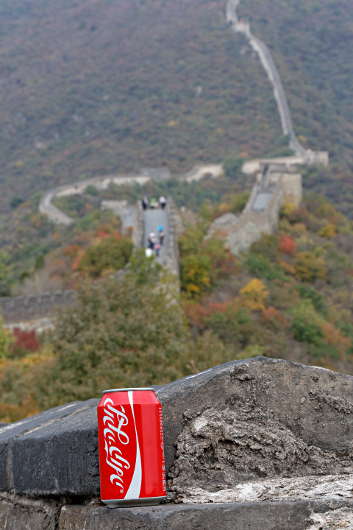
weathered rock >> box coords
[58,500,353,530]
[156,357,353,475]
[0,400,96,491]
[168,407,353,499]
[308,506,353,530]
[0,495,60,530]
[176,474,353,504]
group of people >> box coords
[146,225,165,258]
[142,196,167,210]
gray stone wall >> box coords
[2,358,353,528]
[165,198,180,277]
[0,290,76,326]
[218,164,302,256]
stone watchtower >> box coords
[207,157,303,256]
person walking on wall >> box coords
[159,196,166,210]
[158,225,165,246]
[154,243,161,257]
[142,197,149,210]
[148,232,156,250]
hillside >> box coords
[0,0,282,211]
[238,0,353,214]
[2,189,353,421]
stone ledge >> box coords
[2,357,353,500]
[2,497,353,530]
[0,399,98,491]
[58,500,353,530]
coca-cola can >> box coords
[97,388,166,507]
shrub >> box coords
[240,278,269,311]
[266,147,295,158]
[251,234,279,261]
[180,254,211,296]
[223,156,243,179]
[244,253,272,276]
[202,238,236,281]
[291,302,324,345]
[318,222,336,239]
[0,316,13,359]
[279,235,297,256]
[293,251,327,282]
[230,192,249,214]
[10,197,24,209]
[292,318,323,345]
[295,285,327,315]
[79,235,133,277]
[309,344,340,360]
[205,311,240,344]
[35,255,45,270]
[85,185,99,196]
[11,329,40,357]
[261,307,287,331]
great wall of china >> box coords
[0,0,328,330]
[2,2,347,529]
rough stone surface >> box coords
[168,407,353,500]
[58,500,353,530]
[156,358,353,476]
[3,356,353,502]
[0,495,59,530]
[176,474,353,504]
[0,400,92,491]
[12,399,99,496]
[207,212,239,238]
[308,506,353,529]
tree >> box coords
[293,252,327,282]
[0,315,13,360]
[318,223,336,239]
[279,235,297,256]
[180,254,211,296]
[231,192,249,214]
[291,301,324,346]
[240,279,269,311]
[10,197,24,209]
[223,156,243,179]
[85,185,99,196]
[79,236,133,277]
[43,263,187,404]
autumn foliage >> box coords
[279,235,297,256]
[11,328,40,357]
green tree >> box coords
[43,268,186,404]
[86,185,99,196]
[223,156,243,179]
[0,315,13,359]
[231,192,249,213]
[291,302,324,345]
[79,237,133,277]
[180,254,211,296]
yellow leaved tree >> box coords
[240,279,269,311]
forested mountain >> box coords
[1,0,353,213]
[0,0,282,211]
[238,0,353,214]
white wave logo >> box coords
[103,392,142,498]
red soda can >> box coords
[97,388,166,507]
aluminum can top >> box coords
[102,387,155,394]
